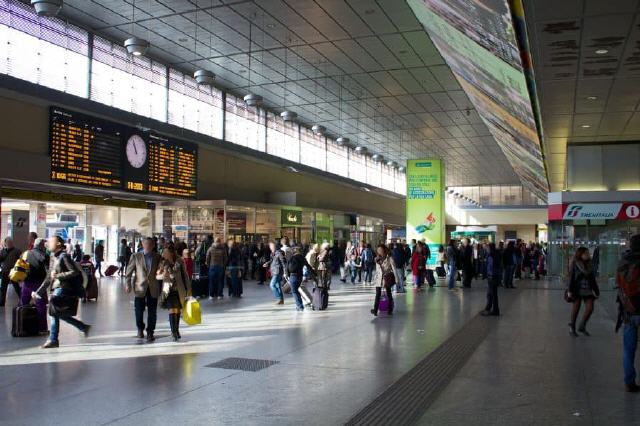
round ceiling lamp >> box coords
[244,93,263,107]
[336,137,350,146]
[354,146,368,154]
[194,69,215,86]
[311,124,326,135]
[124,37,149,56]
[386,160,397,168]
[398,166,406,173]
[280,110,297,122]
[371,154,384,162]
[31,0,62,16]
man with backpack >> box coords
[617,234,640,392]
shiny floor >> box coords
[0,276,636,425]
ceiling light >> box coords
[238,69,247,74]
[354,146,368,154]
[124,37,149,56]
[364,9,376,15]
[31,0,63,16]
[312,124,326,135]
[454,192,460,197]
[336,137,350,146]
[194,69,215,86]
[244,93,263,107]
[398,166,406,173]
[586,96,598,100]
[386,160,397,168]
[595,49,609,55]
[285,166,298,173]
[398,49,408,54]
[361,187,371,192]
[280,110,297,121]
[581,124,591,128]
[448,189,454,194]
[178,37,188,43]
[371,154,384,162]
[266,23,276,29]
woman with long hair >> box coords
[156,245,191,342]
[371,244,395,316]
[567,246,599,337]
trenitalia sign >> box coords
[549,203,640,220]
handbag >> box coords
[49,293,79,317]
[564,289,575,303]
[182,297,201,325]
[9,252,30,282]
[383,271,396,287]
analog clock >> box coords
[126,134,147,168]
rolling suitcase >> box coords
[436,266,446,278]
[299,285,312,306]
[312,287,329,310]
[104,265,119,277]
[85,276,99,301]
[12,305,39,337]
[425,269,436,287]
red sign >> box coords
[549,202,640,221]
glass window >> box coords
[225,94,266,151]
[381,164,395,192]
[326,139,349,178]
[0,1,89,98]
[348,150,366,183]
[366,158,381,187]
[266,112,299,162]
[300,127,326,171]
[168,68,223,139]
[91,36,167,122]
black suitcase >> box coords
[312,287,328,311]
[436,266,446,278]
[425,269,436,287]
[12,305,39,337]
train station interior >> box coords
[1,0,640,425]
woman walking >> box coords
[157,245,191,342]
[371,244,396,316]
[567,247,599,337]
[411,241,426,290]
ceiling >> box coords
[47,0,521,187]
[525,0,640,192]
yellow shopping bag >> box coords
[182,297,201,325]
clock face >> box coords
[126,134,147,169]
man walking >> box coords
[94,240,104,277]
[617,234,640,392]
[125,237,161,342]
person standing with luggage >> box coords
[481,243,500,317]
[287,247,314,311]
[156,245,191,342]
[411,241,426,290]
[125,237,162,342]
[567,247,599,337]
[446,240,459,291]
[616,234,640,392]
[316,242,332,289]
[340,241,355,283]
[206,237,228,300]
[371,244,396,316]
[0,237,21,307]
[94,240,104,277]
[19,238,49,333]
[34,236,91,348]
[267,241,287,305]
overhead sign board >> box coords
[551,203,640,221]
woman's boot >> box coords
[175,313,181,340]
[169,314,178,342]
[568,322,578,337]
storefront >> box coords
[157,200,384,247]
[0,188,153,263]
[547,191,640,280]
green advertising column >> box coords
[406,159,445,265]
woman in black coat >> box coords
[567,246,600,337]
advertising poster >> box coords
[406,160,445,264]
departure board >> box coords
[49,107,197,198]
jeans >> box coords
[364,265,374,283]
[624,315,640,385]
[394,267,405,292]
[289,273,303,310]
[95,260,102,276]
[350,267,358,284]
[484,276,500,314]
[447,262,457,289]
[228,266,241,297]
[134,289,158,334]
[270,274,283,301]
[413,271,424,288]
[208,265,224,297]
[340,262,350,281]
[503,265,515,288]
[21,280,48,332]
[49,288,87,342]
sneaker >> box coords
[42,340,59,349]
[625,383,640,393]
[275,300,284,305]
[83,325,91,338]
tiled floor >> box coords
[0,276,636,425]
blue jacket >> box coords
[392,247,404,267]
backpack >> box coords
[362,248,373,265]
[617,261,640,314]
[288,254,304,274]
[9,251,29,283]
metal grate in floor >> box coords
[344,313,493,426]
[204,357,279,372]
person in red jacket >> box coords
[411,241,426,290]
[182,249,194,280]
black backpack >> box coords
[288,254,304,274]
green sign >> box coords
[406,159,445,263]
[315,212,333,243]
[281,209,302,226]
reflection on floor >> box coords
[0,276,636,425]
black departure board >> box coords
[49,107,197,198]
